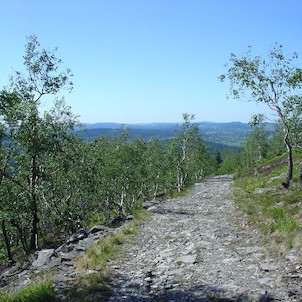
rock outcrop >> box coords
[0,225,110,297]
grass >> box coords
[0,281,56,302]
[77,211,150,271]
[63,271,112,302]
[78,234,126,271]
[66,232,126,301]
[65,209,149,301]
[234,153,302,253]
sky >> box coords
[0,0,301,124]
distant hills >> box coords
[76,121,276,155]
[84,122,186,130]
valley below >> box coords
[77,121,262,153]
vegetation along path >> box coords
[108,175,300,301]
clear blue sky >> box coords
[0,0,301,123]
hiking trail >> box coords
[107,175,301,301]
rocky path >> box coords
[108,175,301,302]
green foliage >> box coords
[169,113,212,191]
[275,218,299,232]
[234,153,302,251]
[122,226,134,236]
[217,150,241,174]
[86,236,122,268]
[214,149,222,166]
[221,43,302,187]
[0,281,56,302]
[66,272,112,302]
[0,36,212,269]
[268,207,285,220]
[220,44,302,105]
[70,213,149,301]
[267,125,286,158]
[241,125,268,169]
[0,35,77,260]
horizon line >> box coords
[83,120,248,124]
[81,120,277,125]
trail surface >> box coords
[108,175,301,301]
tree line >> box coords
[0,36,214,263]
[216,122,286,174]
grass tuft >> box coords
[0,281,56,302]
[268,207,285,220]
[65,272,112,302]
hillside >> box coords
[2,175,300,301]
[234,151,302,249]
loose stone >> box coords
[107,176,299,301]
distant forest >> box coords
[76,122,276,155]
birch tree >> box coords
[220,44,302,188]
[7,35,74,251]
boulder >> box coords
[67,229,88,244]
[31,249,55,267]
[252,187,274,194]
[143,200,160,210]
[88,225,109,235]
[175,254,197,264]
